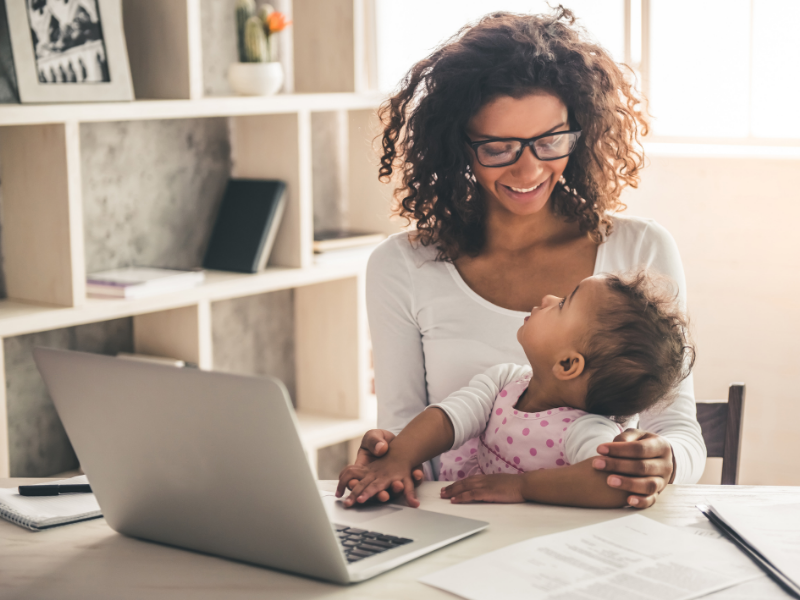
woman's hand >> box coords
[341,429,424,503]
[591,429,675,508]
[440,474,525,504]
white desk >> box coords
[1,479,798,600]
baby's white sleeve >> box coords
[429,363,531,449]
[563,414,623,465]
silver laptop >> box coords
[33,347,487,584]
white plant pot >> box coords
[228,62,284,96]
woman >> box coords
[355,7,705,509]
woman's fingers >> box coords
[356,429,396,463]
[626,493,658,509]
[412,466,424,483]
[592,456,671,478]
[605,473,664,497]
[597,430,670,460]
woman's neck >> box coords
[482,198,580,256]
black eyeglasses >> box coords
[467,130,582,167]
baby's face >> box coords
[517,275,609,372]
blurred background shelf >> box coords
[0,93,387,126]
[0,0,397,479]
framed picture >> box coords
[3,0,133,103]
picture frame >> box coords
[3,0,133,103]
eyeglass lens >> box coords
[476,132,579,166]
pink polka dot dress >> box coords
[438,372,587,481]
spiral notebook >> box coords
[0,475,101,531]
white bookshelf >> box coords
[0,0,396,477]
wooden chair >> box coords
[696,384,746,485]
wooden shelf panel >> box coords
[296,411,376,452]
[0,263,364,338]
[0,93,385,127]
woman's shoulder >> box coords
[603,213,680,265]
[606,213,674,245]
[599,213,685,290]
[368,230,441,271]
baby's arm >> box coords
[441,458,630,507]
[337,363,528,505]
[441,415,631,508]
[338,406,455,507]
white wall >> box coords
[621,148,800,485]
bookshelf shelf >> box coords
[0,93,387,127]
[0,0,395,478]
[0,263,365,339]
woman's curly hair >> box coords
[378,6,648,260]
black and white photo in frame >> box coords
[27,0,110,84]
[3,0,133,102]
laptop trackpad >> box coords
[320,493,402,525]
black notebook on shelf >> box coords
[203,179,287,273]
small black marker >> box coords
[18,484,92,496]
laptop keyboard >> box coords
[333,524,413,563]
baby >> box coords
[337,271,695,509]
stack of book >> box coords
[86,267,205,299]
[312,230,386,266]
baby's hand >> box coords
[440,474,525,504]
[337,456,420,508]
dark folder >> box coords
[203,179,287,273]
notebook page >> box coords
[0,475,101,529]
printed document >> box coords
[710,502,800,587]
[420,514,762,600]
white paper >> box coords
[420,514,762,600]
[701,576,795,599]
[710,502,800,586]
[0,475,100,528]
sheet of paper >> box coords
[700,576,795,599]
[710,502,800,586]
[0,475,100,523]
[420,514,762,600]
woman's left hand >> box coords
[591,429,675,509]
[440,474,525,504]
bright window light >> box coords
[374,0,625,93]
[751,0,800,138]
[648,0,751,137]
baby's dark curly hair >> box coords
[378,6,648,260]
[583,271,695,422]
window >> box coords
[373,0,800,142]
[374,0,624,93]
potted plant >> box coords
[228,0,292,96]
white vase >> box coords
[228,62,284,96]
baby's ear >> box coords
[552,352,585,381]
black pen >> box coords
[18,484,92,497]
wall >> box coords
[4,319,133,477]
[621,149,800,485]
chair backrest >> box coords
[696,383,746,485]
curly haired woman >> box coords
[352,6,706,509]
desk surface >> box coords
[1,479,798,600]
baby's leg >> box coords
[439,438,481,481]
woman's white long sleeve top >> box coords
[366,214,706,483]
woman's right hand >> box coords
[346,429,424,503]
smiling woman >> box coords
[352,7,706,509]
